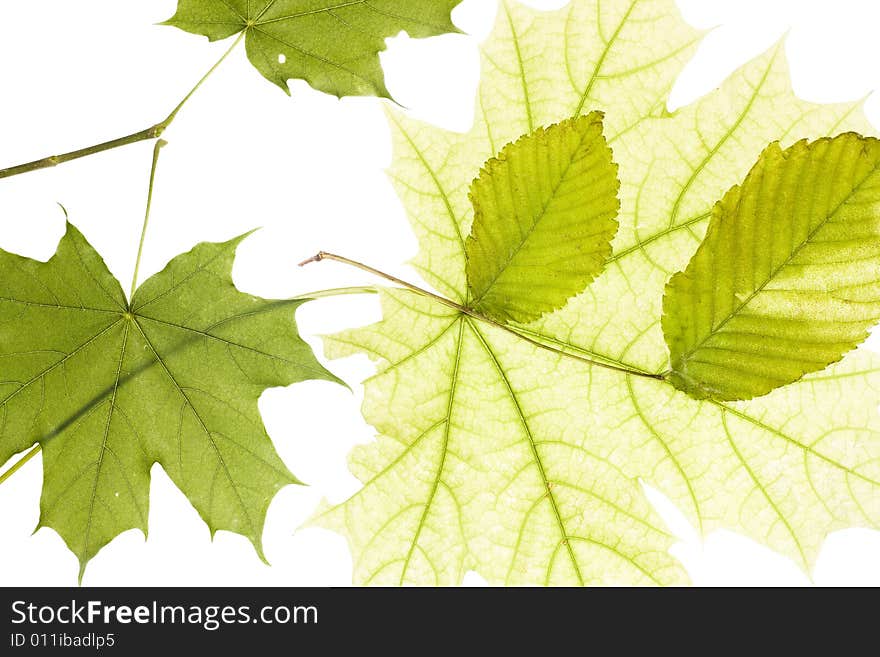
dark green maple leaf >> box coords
[0,223,339,579]
[163,0,464,97]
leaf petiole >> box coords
[293,285,379,300]
[299,251,665,381]
[0,31,245,181]
[0,445,41,487]
[130,139,168,300]
[161,31,246,128]
[299,252,467,314]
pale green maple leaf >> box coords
[163,0,463,97]
[312,0,880,585]
[0,223,339,579]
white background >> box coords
[1,0,880,586]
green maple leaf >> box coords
[163,0,463,97]
[0,223,339,580]
[311,0,880,585]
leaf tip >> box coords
[240,226,261,240]
[252,537,270,566]
[223,228,260,252]
[303,498,336,530]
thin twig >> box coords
[0,31,245,180]
[299,252,466,314]
[299,251,666,381]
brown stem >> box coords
[299,251,666,381]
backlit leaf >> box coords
[467,113,620,323]
[313,0,880,584]
[664,133,880,401]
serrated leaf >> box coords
[466,113,620,323]
[532,45,872,375]
[387,0,702,302]
[0,223,339,579]
[163,0,463,97]
[664,133,880,401]
[316,0,880,585]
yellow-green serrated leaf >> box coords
[387,0,703,302]
[163,0,463,97]
[466,112,620,323]
[534,45,872,375]
[664,133,880,401]
[0,223,339,580]
[313,290,686,586]
[523,44,875,573]
[320,0,880,585]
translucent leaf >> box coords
[533,45,872,375]
[467,113,620,323]
[316,0,880,585]
[386,0,702,302]
[315,290,686,585]
[664,133,880,401]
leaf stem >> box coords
[293,285,379,300]
[130,139,168,300]
[0,445,41,487]
[299,251,666,381]
[299,252,465,313]
[0,31,245,181]
[512,324,667,378]
[162,31,246,127]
